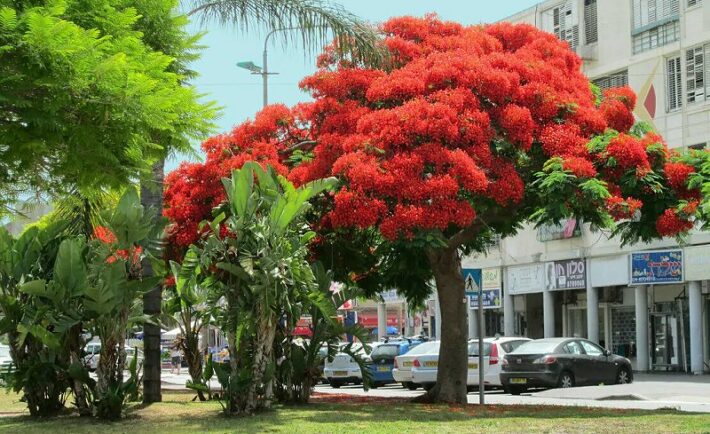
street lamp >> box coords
[237,26,327,108]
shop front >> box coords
[505,264,546,339]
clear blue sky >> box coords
[175,1,542,169]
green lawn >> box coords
[1,390,709,433]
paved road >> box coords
[161,371,710,413]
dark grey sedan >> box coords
[500,338,633,395]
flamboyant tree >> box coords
[165,16,710,404]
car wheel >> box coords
[330,380,342,389]
[370,382,379,389]
[558,371,575,388]
[508,386,526,395]
[404,382,419,391]
[423,383,435,392]
[616,367,632,384]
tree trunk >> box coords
[245,310,277,412]
[68,323,92,416]
[142,159,165,404]
[184,330,206,401]
[415,247,469,404]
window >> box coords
[632,0,680,53]
[500,340,529,353]
[468,342,492,356]
[564,341,584,354]
[543,1,580,48]
[593,70,629,90]
[687,46,706,103]
[667,55,683,111]
[688,0,701,7]
[686,44,710,104]
[584,0,598,44]
[580,340,604,356]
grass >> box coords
[0,390,708,433]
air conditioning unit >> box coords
[577,43,598,61]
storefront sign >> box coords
[544,259,586,290]
[468,268,502,309]
[537,218,582,242]
[684,245,710,281]
[590,255,629,287]
[630,250,683,285]
[506,264,545,295]
[380,289,403,303]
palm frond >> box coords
[186,0,386,67]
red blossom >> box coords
[562,157,597,178]
[606,134,650,172]
[606,196,642,221]
[664,162,695,191]
[656,208,693,237]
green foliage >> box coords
[0,189,159,419]
[0,0,216,214]
[189,163,335,414]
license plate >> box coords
[468,363,478,369]
[377,366,390,372]
[510,378,527,384]
[333,371,348,377]
[402,361,413,367]
[423,361,438,367]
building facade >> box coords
[430,0,710,374]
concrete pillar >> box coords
[435,294,442,339]
[377,301,387,341]
[689,281,704,374]
[635,285,649,371]
[604,305,612,350]
[543,289,555,338]
[503,271,515,337]
[587,286,600,343]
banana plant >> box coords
[190,163,336,414]
[164,249,212,401]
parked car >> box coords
[410,336,531,390]
[84,343,144,372]
[0,344,14,380]
[366,338,423,388]
[500,337,634,395]
[323,342,379,388]
[393,340,440,390]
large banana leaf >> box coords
[53,238,87,296]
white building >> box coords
[438,0,710,375]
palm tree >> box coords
[139,0,384,404]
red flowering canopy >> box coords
[165,15,710,405]
[166,15,704,252]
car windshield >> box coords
[511,340,560,354]
[371,344,400,359]
[0,346,9,357]
[404,341,439,355]
[468,342,492,356]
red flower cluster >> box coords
[163,16,688,247]
[606,196,642,221]
[656,208,693,237]
[93,226,142,265]
[606,134,650,173]
[563,157,597,178]
[664,162,694,191]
